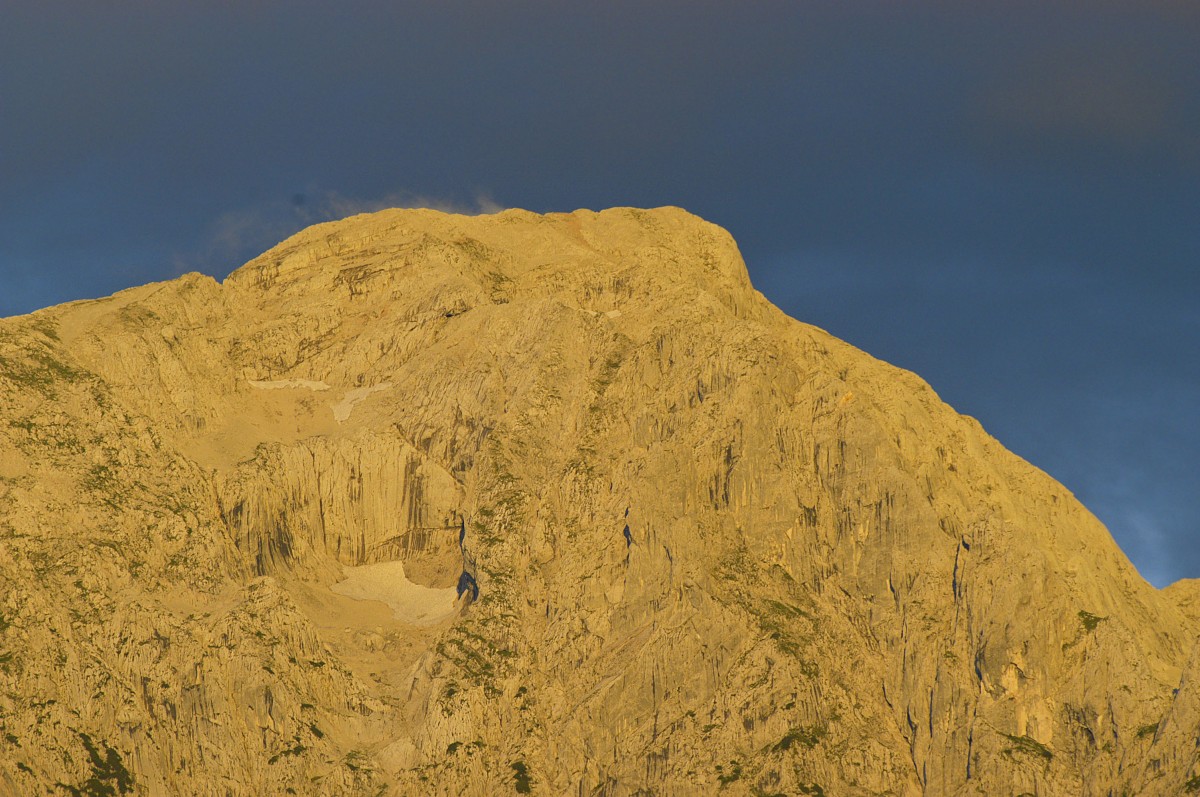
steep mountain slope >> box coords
[0,206,1195,796]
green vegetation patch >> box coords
[755,599,816,665]
[29,318,61,341]
[511,760,532,794]
[267,743,307,765]
[0,348,89,397]
[1078,610,1105,632]
[1002,733,1053,761]
[716,761,742,786]
[435,623,516,697]
[344,750,370,773]
[591,349,626,395]
[58,733,134,796]
[82,464,119,495]
[773,723,827,752]
[1135,723,1159,739]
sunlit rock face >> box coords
[0,206,1196,796]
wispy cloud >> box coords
[171,190,508,277]
[312,189,505,219]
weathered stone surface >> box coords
[0,206,1195,795]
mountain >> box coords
[0,206,1196,796]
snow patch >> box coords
[248,379,331,391]
[333,383,392,423]
[332,560,458,626]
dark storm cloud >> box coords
[1,1,1196,584]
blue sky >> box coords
[1,1,1196,585]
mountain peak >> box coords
[227,204,753,306]
[1,207,1196,795]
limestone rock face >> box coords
[0,206,1195,796]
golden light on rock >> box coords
[0,207,1196,795]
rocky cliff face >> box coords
[0,206,1195,796]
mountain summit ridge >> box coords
[0,206,1196,795]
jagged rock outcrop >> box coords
[0,206,1195,795]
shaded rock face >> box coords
[0,206,1195,796]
